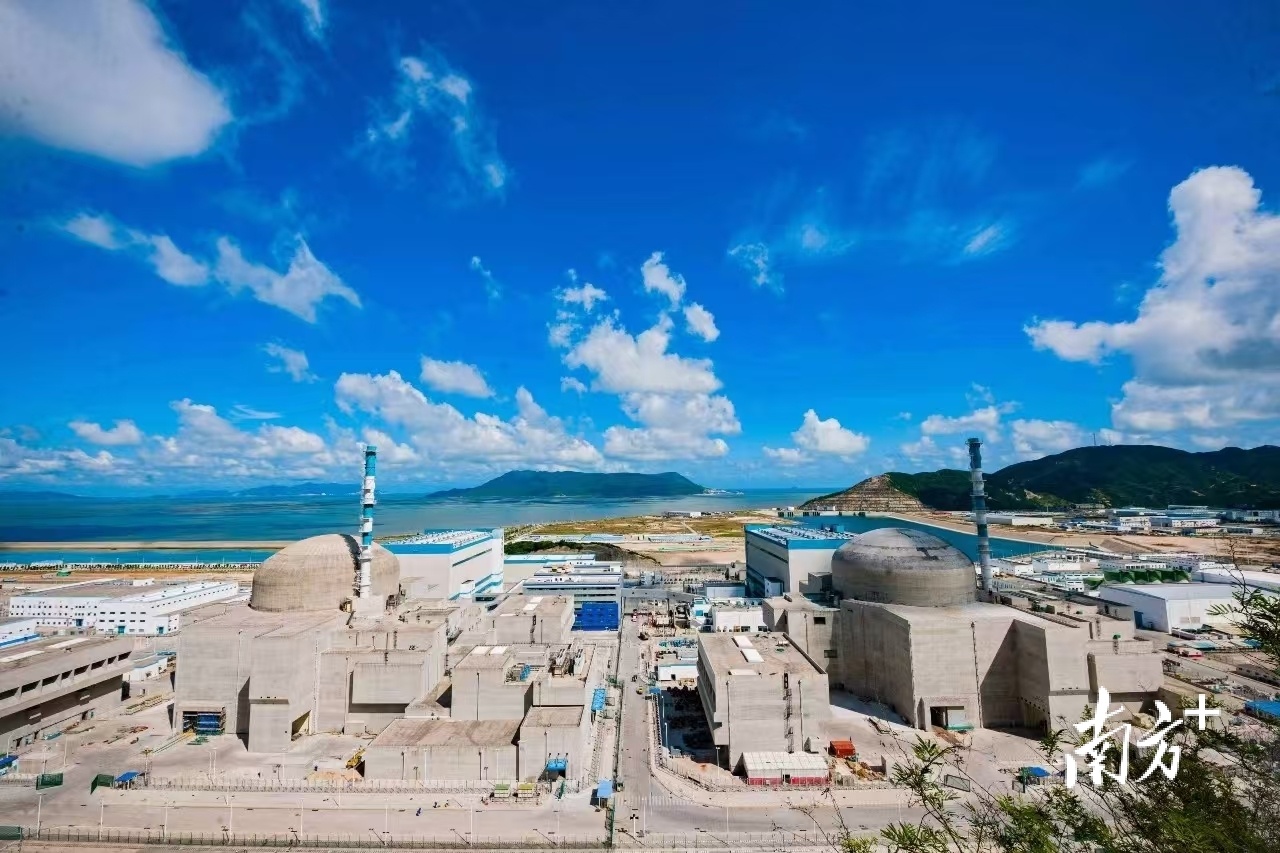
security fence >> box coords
[27,827,613,848]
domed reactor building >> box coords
[761,439,1164,735]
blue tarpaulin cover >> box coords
[546,758,568,772]
[596,780,613,800]
[591,688,607,711]
[0,756,16,770]
[1022,767,1051,778]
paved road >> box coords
[615,616,660,826]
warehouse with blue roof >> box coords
[385,529,505,600]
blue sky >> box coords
[2,0,1279,492]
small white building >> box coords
[521,563,623,610]
[0,617,39,646]
[124,655,168,682]
[1149,516,1219,530]
[985,513,1058,527]
[709,603,765,633]
[656,662,698,682]
[1095,583,1241,633]
[1222,509,1280,523]
[386,529,505,600]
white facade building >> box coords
[521,563,623,610]
[8,579,239,635]
[1150,516,1219,530]
[387,529,505,600]
[985,513,1058,527]
[1095,583,1240,633]
[0,617,39,645]
[744,525,856,597]
[95,581,240,636]
[1222,509,1280,523]
[709,603,765,633]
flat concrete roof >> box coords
[492,595,572,617]
[860,600,1069,631]
[700,632,822,676]
[522,706,584,727]
[1100,583,1238,602]
[13,581,161,600]
[455,646,513,670]
[762,596,836,612]
[184,602,344,636]
[371,718,520,748]
[0,635,128,673]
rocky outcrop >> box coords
[800,475,929,513]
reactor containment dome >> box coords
[250,533,399,612]
[831,528,976,608]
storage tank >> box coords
[831,528,976,607]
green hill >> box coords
[806,445,1280,511]
[426,470,707,500]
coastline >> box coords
[0,540,296,551]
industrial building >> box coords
[761,596,838,672]
[386,529,505,600]
[520,563,623,611]
[0,617,39,645]
[462,595,575,646]
[743,524,856,597]
[708,602,765,633]
[983,513,1058,527]
[1093,583,1243,633]
[9,579,240,635]
[0,635,135,750]
[696,632,830,767]
[827,527,1162,732]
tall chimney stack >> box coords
[357,444,377,599]
[967,437,993,593]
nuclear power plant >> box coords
[174,445,603,782]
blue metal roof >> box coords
[0,755,16,770]
[1245,699,1280,721]
[590,688,607,711]
[596,780,613,800]
[1022,766,1052,778]
[114,771,140,784]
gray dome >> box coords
[251,534,399,612]
[831,527,975,607]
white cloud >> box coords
[62,213,121,249]
[1026,166,1280,433]
[229,405,282,421]
[335,370,603,469]
[728,242,782,292]
[603,426,728,461]
[562,315,720,395]
[419,357,494,398]
[682,302,719,342]
[640,252,687,307]
[366,51,507,196]
[792,409,870,457]
[896,411,913,421]
[69,419,144,446]
[293,0,325,39]
[213,236,359,322]
[1010,419,1088,460]
[919,405,1006,437]
[470,256,501,301]
[1,437,124,480]
[264,343,317,383]
[560,377,588,394]
[0,0,231,167]
[559,282,608,312]
[762,446,810,465]
[60,213,209,286]
[963,222,1009,256]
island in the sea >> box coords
[426,470,707,500]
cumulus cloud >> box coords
[560,377,588,394]
[264,343,317,383]
[0,0,231,167]
[559,282,608,312]
[69,419,144,447]
[1026,166,1280,433]
[562,315,720,395]
[728,242,783,292]
[1,437,123,480]
[419,357,494,398]
[682,303,720,342]
[365,51,507,196]
[762,446,810,465]
[763,410,869,464]
[919,405,1008,437]
[335,370,603,469]
[1010,419,1089,460]
[640,252,687,307]
[213,237,359,322]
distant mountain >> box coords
[803,445,1280,511]
[427,470,707,500]
[176,482,358,499]
[0,490,84,501]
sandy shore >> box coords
[0,540,293,551]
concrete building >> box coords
[985,513,1058,527]
[450,646,535,722]
[364,718,520,781]
[0,635,134,750]
[93,580,240,636]
[386,530,504,600]
[520,564,623,611]
[478,596,575,646]
[696,632,830,768]
[1222,509,1280,523]
[831,529,1162,732]
[1150,515,1219,530]
[1094,583,1243,633]
[9,579,160,629]
[744,525,856,597]
[518,705,590,781]
[709,602,765,633]
[762,597,838,673]
[0,617,39,646]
